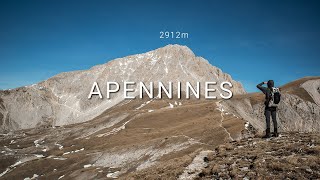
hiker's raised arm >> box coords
[257,82,267,93]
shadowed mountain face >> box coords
[0,45,319,179]
[0,44,245,132]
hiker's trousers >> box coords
[264,108,277,131]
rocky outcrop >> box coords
[301,79,320,106]
[0,44,245,132]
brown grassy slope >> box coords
[0,95,247,179]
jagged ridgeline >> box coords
[0,44,245,132]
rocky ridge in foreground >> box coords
[128,132,320,179]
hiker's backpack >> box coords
[268,87,281,107]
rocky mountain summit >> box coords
[0,44,245,132]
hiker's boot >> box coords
[273,128,279,137]
[262,128,271,138]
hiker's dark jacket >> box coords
[257,80,276,110]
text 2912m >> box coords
[160,31,189,39]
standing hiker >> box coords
[257,80,281,138]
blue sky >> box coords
[0,0,319,92]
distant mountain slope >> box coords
[0,44,245,132]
